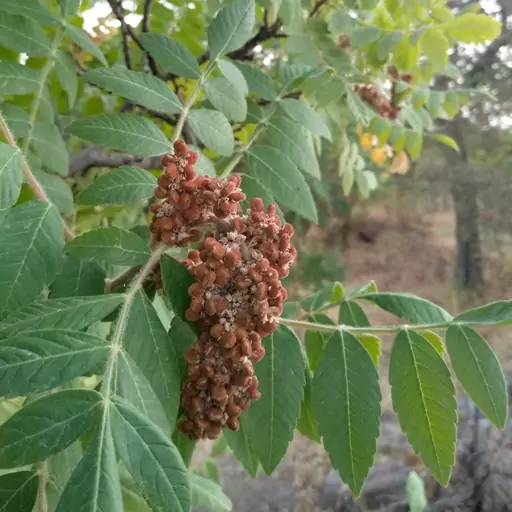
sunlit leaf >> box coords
[139,33,201,79]
[390,330,456,485]
[82,68,182,115]
[313,330,381,495]
[246,325,305,473]
[67,115,170,157]
[208,0,256,59]
[446,325,508,429]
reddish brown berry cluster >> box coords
[149,141,296,441]
[180,198,296,440]
[354,84,401,120]
[149,140,244,247]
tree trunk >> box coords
[445,119,485,293]
[450,171,484,290]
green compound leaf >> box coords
[0,11,51,57]
[279,98,332,141]
[55,408,123,512]
[244,146,317,222]
[64,24,107,66]
[246,325,305,474]
[390,330,457,485]
[110,397,191,512]
[208,0,255,60]
[357,292,452,324]
[266,117,320,179]
[305,313,334,372]
[0,143,22,215]
[0,61,40,95]
[49,256,106,298]
[187,109,234,156]
[0,471,38,512]
[0,0,58,24]
[0,295,124,338]
[446,325,508,429]
[77,166,157,206]
[32,169,73,214]
[235,62,277,101]
[0,329,109,397]
[123,290,181,426]
[0,389,102,468]
[0,201,65,318]
[218,59,249,95]
[313,330,381,495]
[30,123,69,176]
[204,77,247,122]
[297,368,320,443]
[82,68,182,115]
[224,414,259,477]
[190,472,232,512]
[339,300,370,327]
[160,254,194,324]
[454,300,512,325]
[67,114,170,157]
[168,316,195,380]
[139,33,201,79]
[67,227,150,266]
[115,351,170,435]
[0,104,30,139]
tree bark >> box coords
[450,168,485,291]
[445,119,485,292]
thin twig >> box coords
[141,0,159,75]
[309,0,329,17]
[0,112,75,241]
[108,0,133,69]
[105,265,143,293]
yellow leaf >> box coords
[357,124,364,137]
[371,147,388,166]
[360,133,374,151]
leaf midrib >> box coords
[405,330,442,476]
[340,332,357,486]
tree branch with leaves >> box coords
[0,0,506,510]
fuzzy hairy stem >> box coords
[0,111,75,241]
[37,462,48,512]
[280,317,466,334]
[171,62,216,144]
